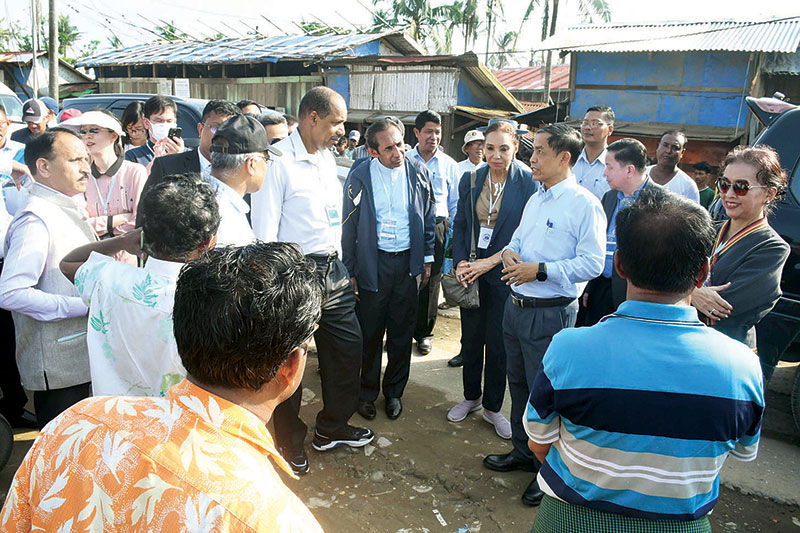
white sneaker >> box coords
[483,411,512,439]
[447,398,482,422]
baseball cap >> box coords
[211,115,282,157]
[348,130,360,141]
[61,110,124,136]
[461,130,485,155]
[58,108,83,123]
[21,99,48,123]
[40,97,59,115]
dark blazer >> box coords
[135,148,202,223]
[124,140,156,167]
[341,158,436,293]
[708,222,790,349]
[452,163,536,286]
[600,178,661,306]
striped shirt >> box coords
[525,300,764,521]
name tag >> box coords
[325,204,341,227]
[380,218,397,240]
[478,226,493,249]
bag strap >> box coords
[469,169,477,262]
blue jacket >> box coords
[452,163,537,286]
[124,140,156,167]
[342,158,436,293]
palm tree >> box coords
[490,30,517,69]
[374,0,449,44]
[57,15,80,56]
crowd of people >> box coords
[0,88,790,532]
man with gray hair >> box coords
[257,110,290,145]
[208,115,281,246]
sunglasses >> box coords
[716,177,770,196]
[78,128,108,136]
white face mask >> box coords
[150,122,176,142]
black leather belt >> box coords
[378,249,410,257]
[511,293,574,309]
[435,216,448,223]
[307,251,338,263]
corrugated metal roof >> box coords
[0,51,93,82]
[77,30,423,67]
[541,17,800,53]
[493,65,570,91]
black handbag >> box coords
[441,170,480,309]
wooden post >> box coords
[48,0,58,102]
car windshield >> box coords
[791,161,800,204]
[0,95,23,119]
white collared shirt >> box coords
[457,158,484,177]
[74,252,186,396]
[0,184,88,321]
[251,129,343,255]
[198,150,211,178]
[504,175,606,299]
[573,147,610,200]
[408,146,459,219]
[645,165,700,203]
[206,174,255,246]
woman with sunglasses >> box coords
[63,109,147,264]
[691,145,789,349]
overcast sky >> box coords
[4,0,799,67]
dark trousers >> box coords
[414,217,447,340]
[357,251,417,402]
[460,279,510,412]
[584,275,615,326]
[0,306,27,423]
[273,257,362,451]
[503,297,577,462]
[33,382,91,430]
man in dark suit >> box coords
[584,138,660,324]
[342,117,435,421]
[141,100,241,200]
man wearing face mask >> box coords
[125,96,185,168]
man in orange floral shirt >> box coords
[1,242,325,532]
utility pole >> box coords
[48,0,58,103]
[29,0,40,96]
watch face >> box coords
[536,271,547,281]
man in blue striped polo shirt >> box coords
[525,187,764,532]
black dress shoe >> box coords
[447,354,463,367]
[417,338,432,355]
[483,452,538,473]
[278,446,310,476]
[385,397,403,420]
[522,477,544,506]
[358,401,376,420]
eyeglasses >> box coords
[202,123,219,134]
[78,128,108,136]
[580,120,607,128]
[126,127,146,135]
[716,177,770,196]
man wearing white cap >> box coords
[11,99,50,144]
[346,130,360,158]
[458,129,485,177]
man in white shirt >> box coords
[457,129,484,177]
[573,105,614,200]
[208,114,281,246]
[59,174,220,397]
[484,123,605,507]
[0,128,98,429]
[645,130,700,202]
[251,86,374,475]
[1,104,30,216]
[407,110,460,355]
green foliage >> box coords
[157,21,188,42]
[298,20,351,36]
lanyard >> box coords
[486,179,505,225]
[91,172,119,216]
[377,164,403,218]
[709,217,768,271]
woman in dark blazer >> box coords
[446,120,537,439]
[691,145,790,349]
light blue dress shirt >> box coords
[370,159,410,252]
[573,148,610,200]
[504,175,606,299]
[408,146,459,220]
[602,178,650,278]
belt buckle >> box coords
[512,294,523,307]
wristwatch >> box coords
[536,262,547,282]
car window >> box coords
[790,160,800,204]
[0,95,23,118]
[176,106,200,140]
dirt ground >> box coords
[2,314,800,532]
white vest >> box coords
[11,183,98,390]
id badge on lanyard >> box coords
[325,204,341,227]
[478,226,493,249]
[380,218,397,240]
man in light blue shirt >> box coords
[573,105,614,200]
[482,123,605,507]
[342,117,435,421]
[406,110,460,355]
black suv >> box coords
[61,93,209,148]
[746,94,800,428]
